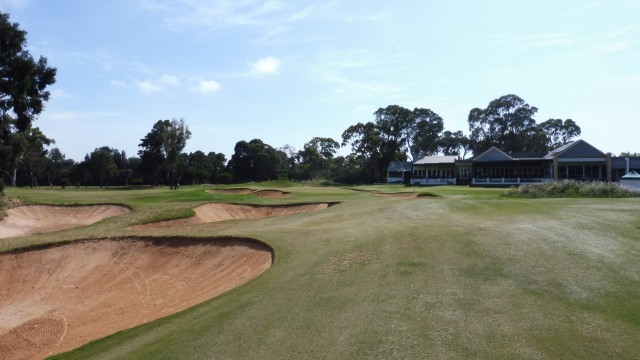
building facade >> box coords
[387,140,640,186]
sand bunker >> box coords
[206,188,254,195]
[130,202,335,230]
[206,188,291,198]
[0,205,130,239]
[0,237,272,359]
[252,190,291,198]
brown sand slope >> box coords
[0,205,130,239]
[0,237,272,360]
[130,202,334,230]
[252,190,291,198]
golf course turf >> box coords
[1,184,639,359]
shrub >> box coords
[505,180,640,198]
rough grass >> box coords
[505,180,640,198]
[3,184,640,359]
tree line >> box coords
[2,11,631,191]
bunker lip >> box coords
[251,189,291,198]
[206,188,291,198]
[129,202,338,230]
[0,236,272,360]
[0,204,131,239]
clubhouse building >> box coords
[387,140,640,186]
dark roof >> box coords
[507,152,547,159]
[544,139,606,159]
[387,161,412,172]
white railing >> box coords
[472,177,553,185]
[411,178,456,185]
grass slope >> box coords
[3,185,640,359]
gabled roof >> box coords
[473,147,512,162]
[544,139,606,159]
[387,161,412,172]
[508,152,547,160]
[413,155,457,165]
[621,171,640,179]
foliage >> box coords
[620,151,640,157]
[228,139,282,183]
[298,137,340,180]
[138,118,191,188]
[505,180,640,198]
[0,12,56,186]
[468,94,581,155]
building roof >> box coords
[414,155,457,165]
[543,139,606,159]
[473,147,512,162]
[508,152,547,159]
[621,171,640,179]
[387,161,413,172]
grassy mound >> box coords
[505,180,640,198]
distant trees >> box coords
[620,152,639,157]
[138,118,191,188]
[0,12,57,187]
[298,137,339,179]
[467,94,581,154]
[228,139,282,183]
[342,105,464,182]
[0,88,591,187]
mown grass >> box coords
[2,184,640,359]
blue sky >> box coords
[1,0,638,161]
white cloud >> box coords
[195,80,221,93]
[160,75,180,86]
[136,80,163,93]
[251,56,281,75]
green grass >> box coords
[3,184,640,359]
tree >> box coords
[139,120,169,186]
[537,118,581,150]
[410,108,444,158]
[436,130,471,158]
[467,94,542,154]
[620,152,640,157]
[161,118,191,189]
[138,118,191,188]
[21,127,53,187]
[0,12,57,187]
[228,139,281,182]
[184,150,209,184]
[207,152,227,184]
[468,95,584,155]
[46,147,71,187]
[341,122,387,183]
[86,147,118,187]
[299,137,340,179]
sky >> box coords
[1,0,638,161]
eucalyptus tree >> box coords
[0,12,57,186]
[139,118,191,187]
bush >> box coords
[60,178,71,189]
[505,180,640,198]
